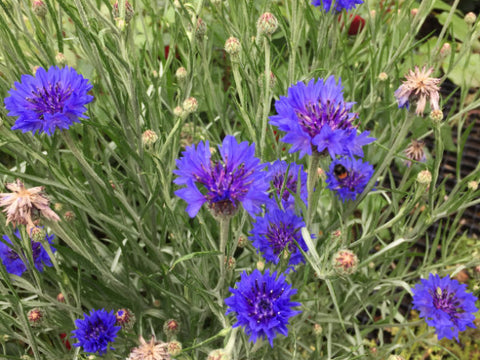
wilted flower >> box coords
[468,180,478,191]
[326,157,374,201]
[173,106,184,118]
[225,269,301,346]
[404,139,426,167]
[0,179,60,230]
[127,336,170,360]
[72,309,120,355]
[269,76,374,159]
[412,273,478,340]
[267,160,307,209]
[173,135,269,218]
[311,0,363,12]
[4,66,93,135]
[249,208,309,269]
[0,229,55,277]
[195,18,207,39]
[430,109,443,123]
[394,66,441,116]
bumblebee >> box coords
[333,164,348,180]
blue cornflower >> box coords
[0,229,55,276]
[4,66,93,135]
[250,208,309,269]
[267,160,307,209]
[72,309,121,355]
[269,76,373,159]
[173,135,269,218]
[311,0,363,12]
[326,157,374,201]
[412,274,478,341]
[225,269,301,346]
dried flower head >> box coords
[394,66,441,116]
[404,139,426,167]
[127,336,170,360]
[0,179,60,230]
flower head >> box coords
[72,309,120,355]
[267,160,307,208]
[326,157,374,201]
[311,0,364,12]
[0,179,60,231]
[128,336,170,360]
[404,139,426,167]
[394,66,441,116]
[173,135,269,218]
[269,76,373,158]
[250,208,309,269]
[4,66,93,135]
[412,273,478,340]
[225,269,301,346]
[0,229,55,276]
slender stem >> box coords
[306,152,321,228]
[216,217,230,293]
[61,132,106,188]
[231,63,256,141]
[288,1,297,85]
[260,36,271,157]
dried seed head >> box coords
[207,349,231,360]
[332,249,359,276]
[465,12,477,25]
[182,97,198,114]
[404,139,426,167]
[417,169,432,185]
[27,308,45,327]
[167,340,182,357]
[142,130,159,147]
[163,319,181,338]
[257,12,278,36]
[0,179,60,228]
[115,308,136,331]
[30,226,46,242]
[224,37,241,58]
[32,0,47,18]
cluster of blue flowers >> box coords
[311,0,364,12]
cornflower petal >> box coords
[311,0,364,12]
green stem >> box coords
[214,217,230,298]
[306,152,321,228]
[260,36,271,157]
[231,63,256,141]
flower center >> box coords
[266,222,298,256]
[272,173,296,202]
[247,280,279,323]
[26,83,73,117]
[432,287,462,320]
[87,321,107,339]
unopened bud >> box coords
[465,12,477,25]
[410,8,418,17]
[378,72,388,81]
[258,71,276,89]
[313,323,323,336]
[57,293,65,303]
[167,340,182,356]
[55,52,67,66]
[370,10,376,18]
[64,211,75,222]
[416,170,432,185]
[225,37,241,58]
[163,319,181,338]
[257,12,278,36]
[54,203,63,212]
[30,227,46,242]
[429,109,443,123]
[439,43,451,58]
[208,349,231,360]
[112,1,134,23]
[175,67,188,81]
[142,130,158,147]
[332,249,359,276]
[237,234,248,248]
[256,260,265,271]
[224,256,236,271]
[173,106,184,117]
[116,18,126,31]
[468,180,478,191]
[115,308,136,330]
[182,97,198,114]
[32,0,47,18]
[27,308,45,327]
[195,18,206,39]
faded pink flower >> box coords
[394,66,441,116]
[404,139,426,167]
[0,179,60,231]
[127,336,171,360]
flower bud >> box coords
[142,130,158,147]
[410,8,418,17]
[55,52,67,66]
[54,203,63,212]
[173,106,184,118]
[163,319,181,338]
[27,308,45,327]
[332,249,359,276]
[32,0,47,18]
[1,334,9,342]
[429,109,443,124]
[224,256,236,271]
[175,67,188,82]
[195,18,206,39]
[387,356,405,360]
[64,211,75,222]
[313,323,323,336]
[465,12,477,25]
[116,18,126,31]
[257,12,278,36]
[167,340,182,356]
[182,97,198,114]
[256,260,265,271]
[112,1,135,23]
[57,292,65,303]
[237,234,248,248]
[225,37,241,58]
[258,71,276,89]
[208,349,231,360]
[468,180,478,191]
[370,10,376,18]
[378,72,388,81]
[439,43,451,58]
[115,308,136,330]
[416,170,432,185]
[30,226,46,242]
